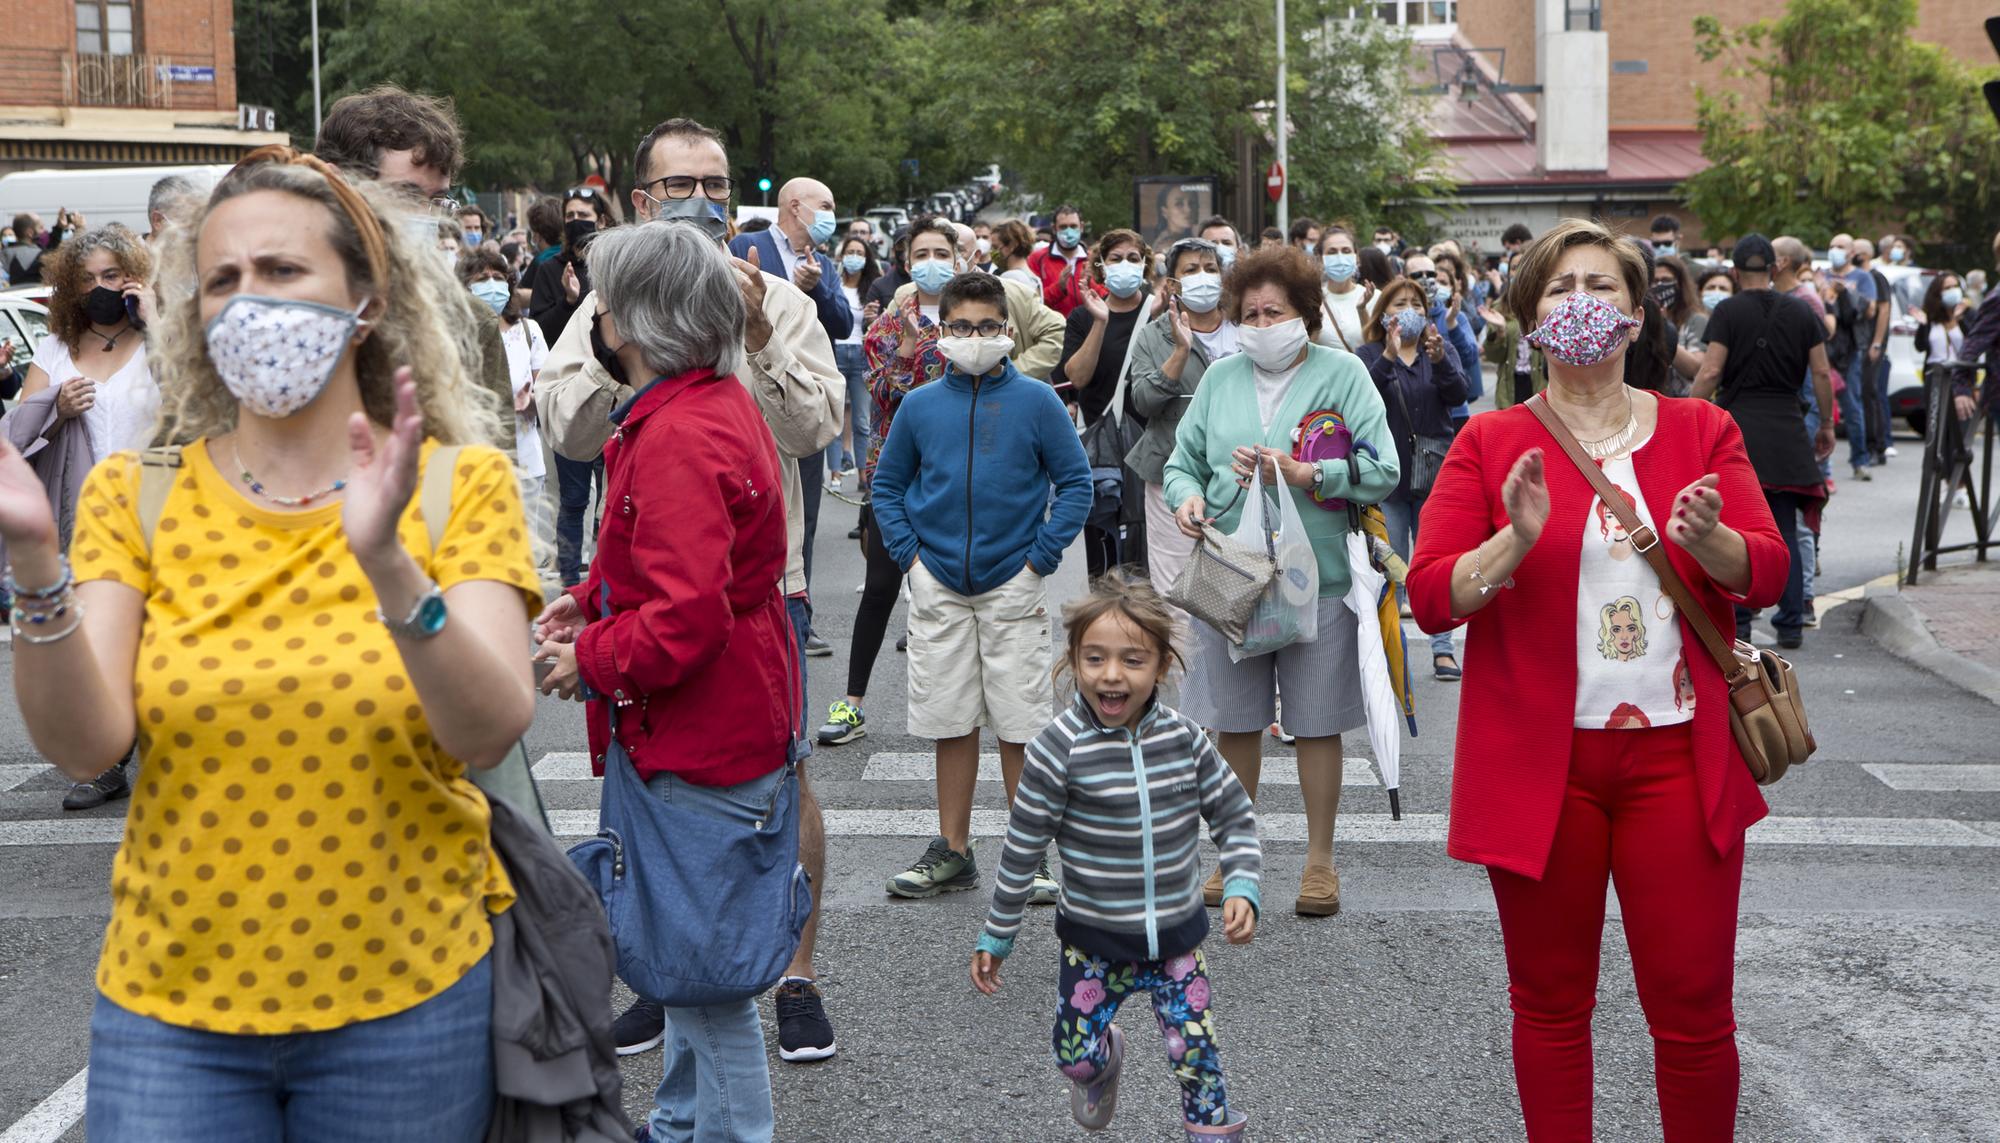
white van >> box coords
[0,164,231,235]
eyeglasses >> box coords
[940,320,1008,338]
[640,176,735,202]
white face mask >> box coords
[975,237,992,257]
[1178,272,1223,313]
[205,295,369,419]
[1237,317,1308,372]
[937,334,1015,376]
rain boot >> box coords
[1185,1109,1248,1140]
[1069,1025,1124,1131]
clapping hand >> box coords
[0,438,56,549]
[1502,448,1549,546]
[562,262,581,305]
[1167,297,1191,350]
[1079,284,1109,325]
[1665,474,1723,551]
[731,248,774,352]
[1421,325,1446,363]
[792,257,822,294]
[340,366,425,565]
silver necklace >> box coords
[1573,388,1639,460]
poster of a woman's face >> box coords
[1136,178,1216,249]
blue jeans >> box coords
[641,768,781,1143]
[1736,490,1806,640]
[1870,352,1895,454]
[827,343,871,474]
[86,953,493,1142]
[1837,355,1873,468]
[1799,373,1831,480]
[786,595,813,753]
[1379,494,1455,658]
[554,452,604,587]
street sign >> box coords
[160,64,216,83]
[1265,160,1285,204]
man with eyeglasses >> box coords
[731,177,854,657]
[1650,214,1683,258]
[534,117,845,1076]
[314,83,516,452]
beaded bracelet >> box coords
[4,555,72,602]
[11,596,84,645]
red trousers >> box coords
[1487,725,1743,1142]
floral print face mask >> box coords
[204,295,369,419]
[1525,289,1641,367]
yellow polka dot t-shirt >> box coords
[69,439,540,1033]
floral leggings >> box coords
[1052,944,1230,1127]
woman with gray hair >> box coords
[532,220,796,1143]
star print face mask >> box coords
[1525,289,1641,367]
[205,295,370,419]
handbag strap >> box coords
[1525,393,1750,688]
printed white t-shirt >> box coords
[501,319,548,480]
[30,335,157,462]
[1574,438,1696,730]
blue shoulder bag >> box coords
[566,583,813,1007]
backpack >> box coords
[133,444,553,835]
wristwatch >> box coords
[379,580,448,640]
[1309,464,1325,491]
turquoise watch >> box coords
[380,581,448,639]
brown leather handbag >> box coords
[1529,395,1817,784]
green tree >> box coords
[1684,0,2000,264]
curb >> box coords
[1859,585,2000,706]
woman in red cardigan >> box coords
[1409,218,1790,1142]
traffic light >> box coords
[757,176,773,194]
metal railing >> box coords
[1906,361,1997,584]
[64,52,173,109]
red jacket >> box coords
[1025,245,1104,317]
[572,368,795,787]
[1408,398,1786,879]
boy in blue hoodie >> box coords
[871,272,1093,899]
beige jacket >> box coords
[534,276,843,595]
[889,276,1067,380]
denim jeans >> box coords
[1379,494,1456,658]
[1836,355,1873,468]
[1871,353,1895,454]
[86,953,493,1142]
[1798,521,1817,610]
[554,452,604,587]
[1799,374,1831,480]
[641,768,781,1143]
[785,595,813,753]
[827,343,871,474]
[1736,490,1806,639]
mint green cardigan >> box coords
[1161,344,1400,599]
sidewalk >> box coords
[1861,562,2000,705]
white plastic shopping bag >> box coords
[1227,464,1320,661]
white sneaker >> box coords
[1885,446,1899,458]
[1954,489,1971,509]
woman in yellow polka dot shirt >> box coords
[0,149,543,1140]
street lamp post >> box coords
[1275,0,1288,237]
[310,0,322,142]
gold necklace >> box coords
[1562,388,1640,460]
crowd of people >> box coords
[1,77,1997,1143]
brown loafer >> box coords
[1295,863,1341,917]
[1202,866,1224,908]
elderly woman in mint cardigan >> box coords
[1407,218,1790,1143]
[1161,244,1397,919]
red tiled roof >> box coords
[1442,131,1712,189]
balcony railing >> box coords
[64,52,174,109]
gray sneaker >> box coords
[1070,1025,1125,1130]
[885,836,977,898]
[62,761,129,811]
[1028,855,1059,905]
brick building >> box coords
[0,0,285,175]
[1370,0,1994,250]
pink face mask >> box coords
[1526,290,1641,366]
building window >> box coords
[76,1,138,56]
[1565,0,1601,32]
[1350,1,1456,27]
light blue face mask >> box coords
[1104,261,1145,298]
[1829,246,1849,269]
[1217,244,1237,269]
[1057,226,1082,249]
[463,231,483,248]
[1701,289,1730,311]
[910,258,955,296]
[469,278,510,315]
[1430,282,1452,309]
[1387,308,1426,341]
[1322,252,1357,283]
[808,209,838,247]
[841,254,867,275]
[1178,272,1223,313]
[1943,286,1964,308]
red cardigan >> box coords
[571,368,796,787]
[1408,398,1788,879]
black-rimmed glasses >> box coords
[639,176,735,202]
[941,320,1008,338]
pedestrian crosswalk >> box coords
[4,753,2000,850]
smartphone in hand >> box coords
[125,293,146,331]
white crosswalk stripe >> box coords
[0,764,45,792]
[1860,764,2000,792]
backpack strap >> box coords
[421,444,465,560]
[134,446,184,553]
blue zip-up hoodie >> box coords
[870,358,1092,596]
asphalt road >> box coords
[2,408,1997,1142]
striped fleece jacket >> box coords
[977,694,1262,963]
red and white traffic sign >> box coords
[1265,160,1285,203]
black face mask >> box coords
[590,313,631,388]
[85,285,128,326]
[564,219,597,248]
[1650,281,1679,309]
